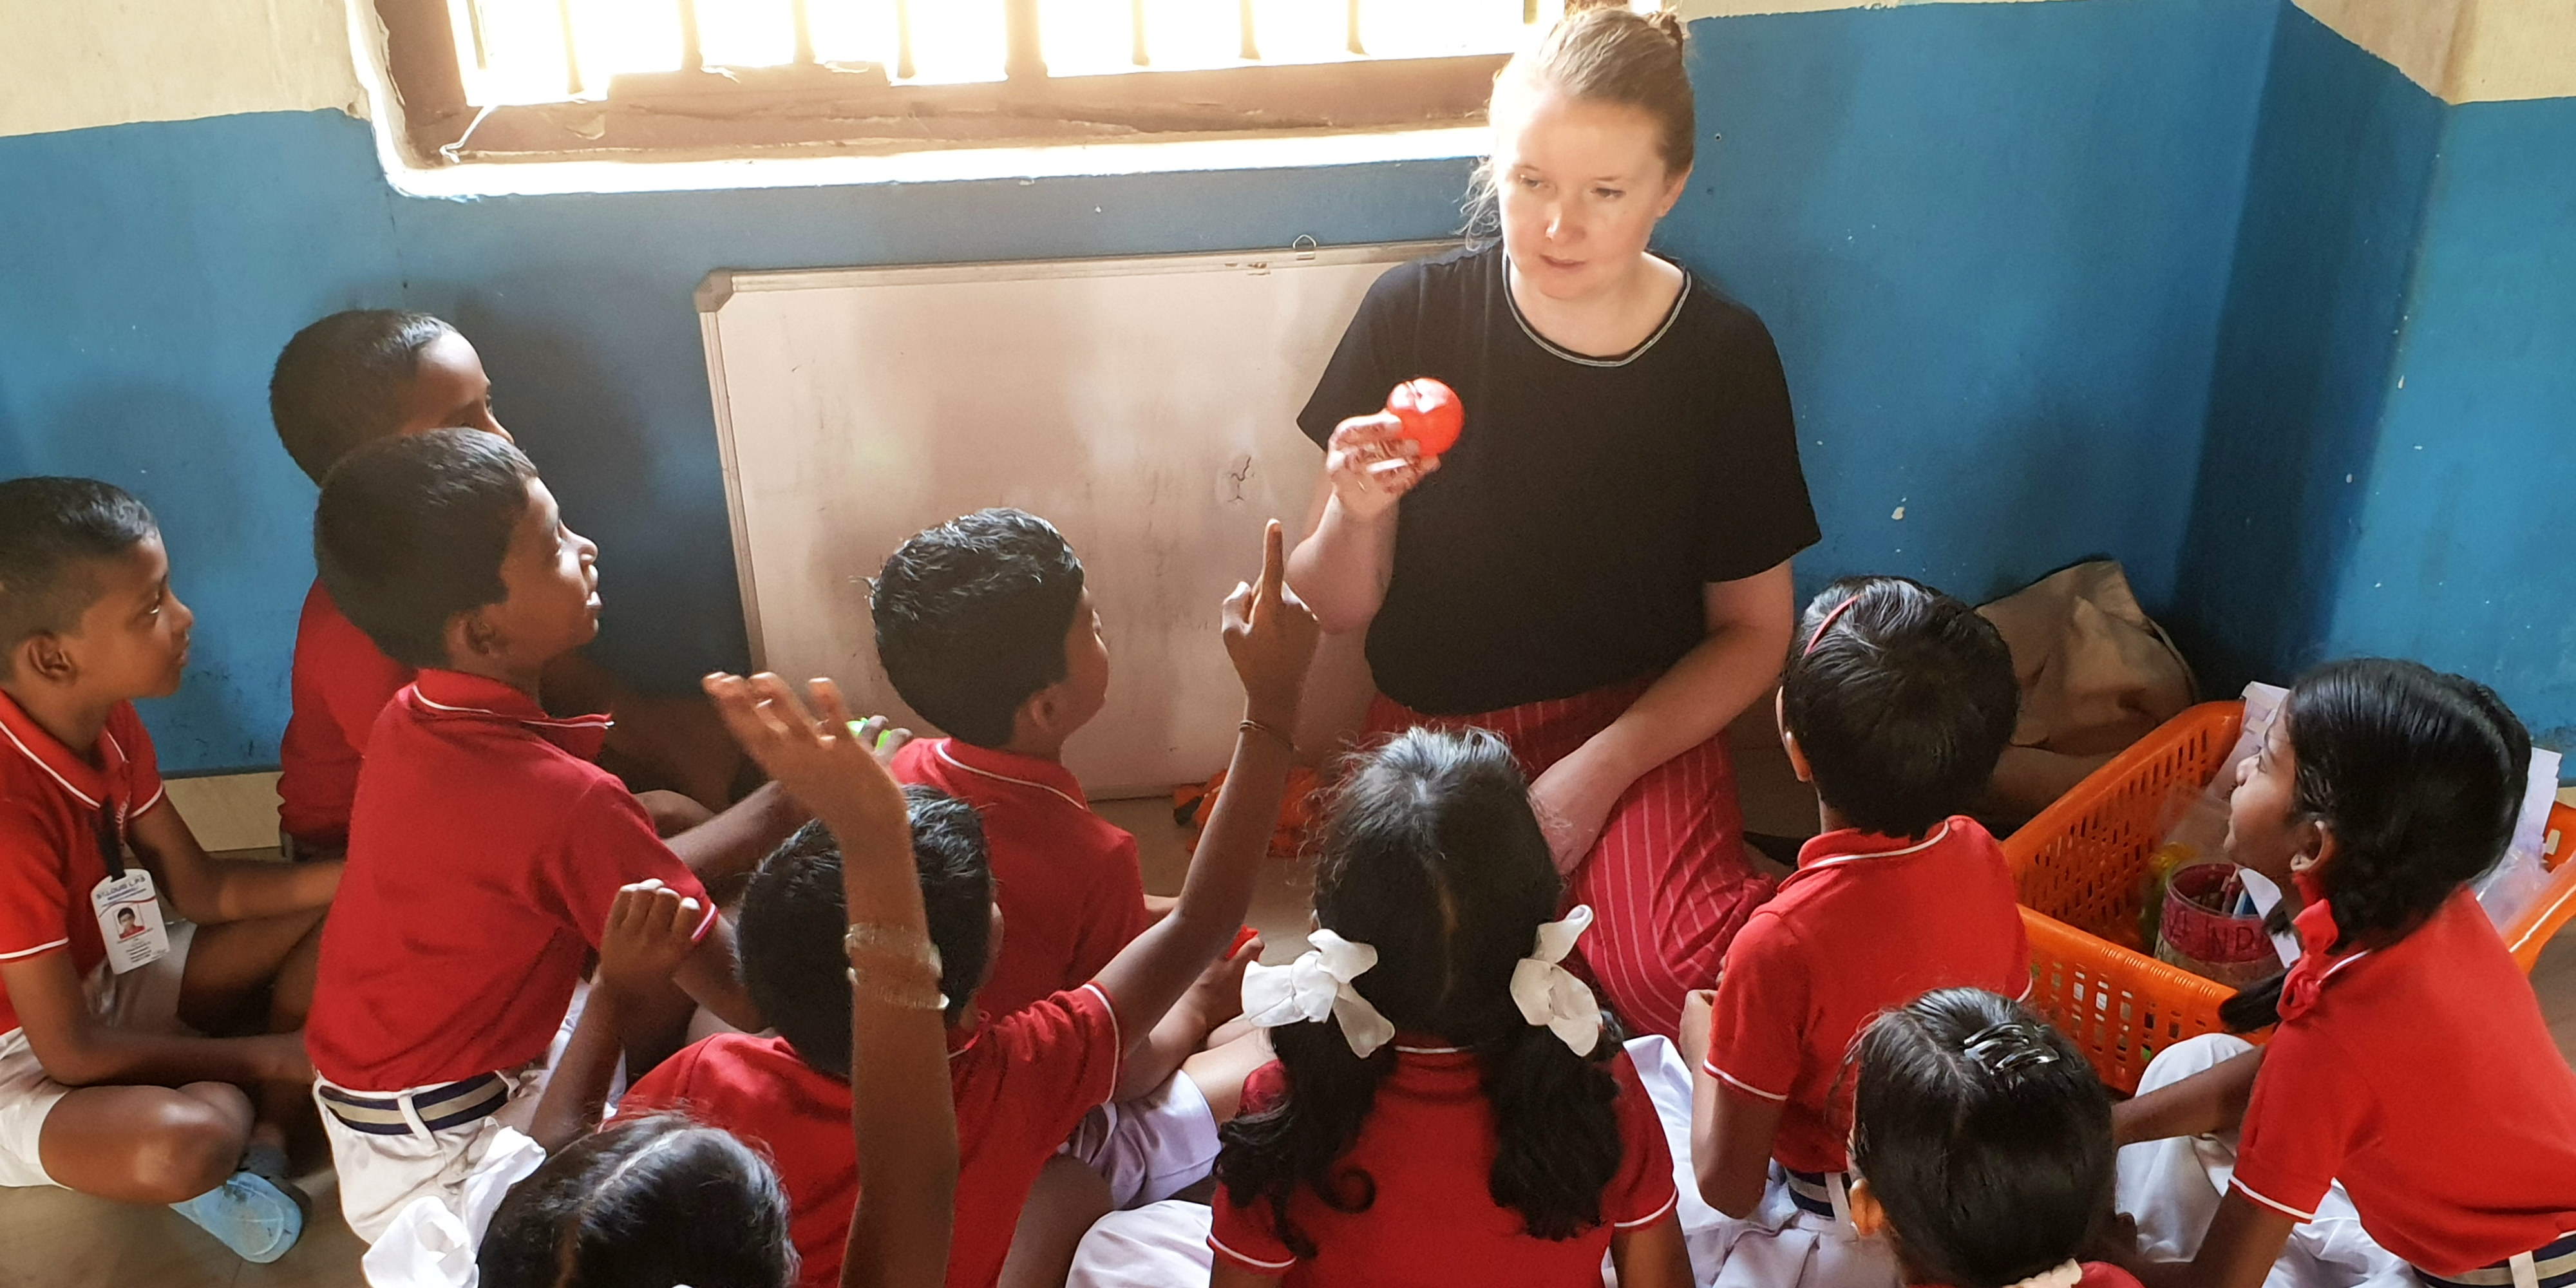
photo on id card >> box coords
[91,869,170,972]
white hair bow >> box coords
[1511,905,1601,1056]
[1240,929,1397,1059]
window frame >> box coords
[374,0,1513,166]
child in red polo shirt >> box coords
[0,478,343,1262]
[625,522,1318,1288]
[2111,659,2576,1288]
[871,508,1165,1023]
[1669,576,2029,1288]
[303,430,774,1242]
[265,310,743,860]
[1846,988,2146,1288]
[1068,726,1693,1288]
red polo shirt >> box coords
[0,691,166,1039]
[1208,1044,1676,1285]
[276,581,416,851]
[305,670,712,1091]
[2232,890,2576,1274]
[891,738,1151,1019]
[1704,817,2031,1175]
[620,982,1122,1288]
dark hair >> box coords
[2219,658,2530,1030]
[1217,729,1623,1257]
[1468,1,1694,236]
[871,509,1087,749]
[312,428,537,670]
[1782,576,2020,838]
[477,1112,795,1288]
[0,477,161,674]
[738,785,993,1073]
[269,310,462,484]
[1852,989,2113,1288]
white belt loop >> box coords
[393,1087,432,1139]
[1827,1169,1853,1229]
[2510,1252,2541,1288]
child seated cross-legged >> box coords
[871,508,1164,1022]
[0,478,343,1262]
[1846,989,2144,1288]
[625,521,1319,1288]
[265,310,750,861]
[1658,575,2031,1288]
[1068,726,1694,1288]
[302,430,780,1243]
[2110,659,2576,1288]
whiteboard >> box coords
[698,241,1444,797]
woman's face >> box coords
[1493,83,1689,303]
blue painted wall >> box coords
[2170,8,2576,752]
[1672,0,2276,614]
[2172,5,2445,689]
[1,0,2284,772]
[2319,95,2576,749]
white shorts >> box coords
[2117,1034,2411,1288]
[1065,1068,1223,1211]
[1068,1198,1213,1288]
[0,921,199,1189]
[1627,1034,1903,1288]
[321,982,589,1243]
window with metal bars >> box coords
[374,1,1587,165]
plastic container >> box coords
[2006,703,2246,1094]
[2006,699,2576,1093]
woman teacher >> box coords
[1286,3,1817,1040]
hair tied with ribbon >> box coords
[1511,904,1602,1056]
[1240,929,1397,1059]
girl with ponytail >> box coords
[2110,659,2576,1288]
[1066,728,1692,1288]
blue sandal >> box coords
[169,1168,308,1264]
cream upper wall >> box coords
[0,0,364,140]
[0,0,2566,143]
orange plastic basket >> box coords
[2006,702,2246,1094]
[2006,700,2576,1094]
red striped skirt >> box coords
[1363,679,1777,1040]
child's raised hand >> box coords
[1222,520,1321,729]
[1323,412,1437,522]
[703,672,910,851]
[597,878,703,999]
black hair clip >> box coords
[1961,1021,2060,1077]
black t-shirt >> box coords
[1300,244,1819,715]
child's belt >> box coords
[1783,1166,1853,1222]
[317,1073,509,1136]
[2415,1233,2576,1288]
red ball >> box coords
[1385,377,1464,458]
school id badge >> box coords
[90,869,170,973]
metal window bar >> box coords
[501,0,1561,97]
[675,0,703,73]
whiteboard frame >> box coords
[694,240,1452,677]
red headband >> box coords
[1802,594,1862,659]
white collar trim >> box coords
[1502,253,1691,369]
[934,741,1085,813]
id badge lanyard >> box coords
[97,793,126,879]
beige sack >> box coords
[1978,561,2197,822]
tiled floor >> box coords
[5,715,2570,1288]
